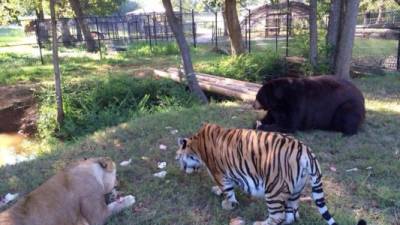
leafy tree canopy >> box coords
[360,0,400,13]
[0,0,128,24]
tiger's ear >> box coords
[177,138,188,149]
[200,121,210,129]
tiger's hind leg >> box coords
[284,193,300,224]
[253,192,289,225]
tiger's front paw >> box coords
[253,221,267,225]
[211,186,223,196]
[222,199,238,210]
[284,210,299,224]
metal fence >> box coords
[1,1,400,72]
[30,11,197,62]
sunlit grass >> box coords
[0,27,25,46]
[366,99,400,114]
[353,38,397,58]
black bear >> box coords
[253,75,365,135]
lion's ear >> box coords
[97,157,114,171]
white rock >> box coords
[157,161,167,169]
[2,193,19,204]
[346,168,358,172]
[153,171,167,178]
[119,158,132,167]
[159,144,167,150]
[170,129,178,135]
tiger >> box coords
[176,123,366,225]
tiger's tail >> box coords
[306,150,366,225]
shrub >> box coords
[37,75,198,139]
[290,29,331,75]
[196,50,286,82]
[124,42,179,57]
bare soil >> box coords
[0,84,37,136]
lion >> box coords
[0,157,135,225]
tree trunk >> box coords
[61,18,74,47]
[224,0,245,55]
[327,0,342,73]
[309,0,318,68]
[35,0,45,21]
[375,1,385,25]
[75,18,83,41]
[335,0,360,80]
[363,12,368,25]
[50,0,64,125]
[162,0,208,104]
[222,5,229,36]
[68,0,97,52]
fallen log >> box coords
[166,68,262,89]
[153,68,262,102]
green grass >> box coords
[0,82,399,224]
[195,50,286,82]
[124,42,180,57]
[0,27,25,46]
[37,75,199,140]
[0,42,399,224]
[245,35,398,72]
[353,38,397,59]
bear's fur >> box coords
[253,75,365,135]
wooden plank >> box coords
[153,68,261,102]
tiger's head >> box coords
[176,137,202,174]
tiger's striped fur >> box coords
[176,123,365,225]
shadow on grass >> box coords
[1,103,394,225]
[355,73,400,101]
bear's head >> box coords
[253,79,290,110]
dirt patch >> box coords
[0,84,38,136]
[127,68,156,78]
